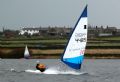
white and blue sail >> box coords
[61,5,88,69]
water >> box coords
[0,59,120,82]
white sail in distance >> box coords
[24,45,30,59]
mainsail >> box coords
[24,45,30,59]
[61,5,87,69]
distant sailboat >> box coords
[24,45,30,59]
[61,5,88,69]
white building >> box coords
[19,27,40,35]
[19,27,71,36]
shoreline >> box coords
[1,56,120,59]
[0,48,120,59]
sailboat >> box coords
[24,45,30,59]
[25,5,87,74]
[61,5,87,69]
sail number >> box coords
[75,38,87,42]
[75,33,87,42]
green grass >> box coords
[0,39,67,48]
[87,43,120,46]
[96,36,120,41]
[0,39,67,44]
[0,36,67,41]
[1,36,120,48]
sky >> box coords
[0,0,120,31]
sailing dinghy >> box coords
[25,5,88,74]
[61,5,88,69]
[24,45,30,59]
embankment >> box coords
[1,48,120,59]
[1,36,120,58]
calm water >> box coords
[0,59,120,82]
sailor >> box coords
[36,63,46,72]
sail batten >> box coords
[61,5,87,69]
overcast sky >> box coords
[0,0,120,31]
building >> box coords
[19,26,120,38]
[88,25,118,38]
[19,26,71,37]
[19,27,40,35]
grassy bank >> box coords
[0,48,120,59]
[0,36,120,58]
